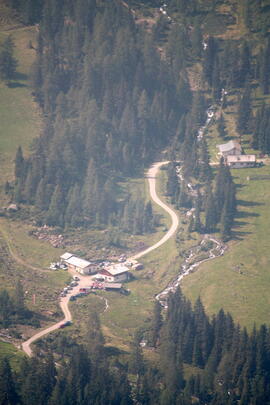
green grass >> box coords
[0,217,64,268]
[68,167,184,349]
[0,341,25,369]
[182,165,270,329]
[0,22,73,320]
[0,26,41,184]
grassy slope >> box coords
[0,342,25,369]
[0,15,183,353]
[0,19,73,358]
[1,0,270,356]
[183,166,270,329]
[0,26,41,184]
[97,170,183,349]
[182,1,270,328]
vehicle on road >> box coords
[59,321,72,329]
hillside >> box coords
[0,0,270,336]
[1,0,270,404]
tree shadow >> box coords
[231,198,263,239]
[104,346,128,357]
[235,211,260,219]
[7,81,27,88]
[14,71,28,81]
[237,200,265,207]
[235,183,247,189]
[6,71,28,88]
[231,230,253,241]
[237,199,264,207]
[233,220,249,227]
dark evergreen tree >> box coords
[0,358,19,405]
[0,36,17,82]
[237,83,252,134]
[260,38,270,94]
[203,37,218,86]
[14,146,24,181]
[149,300,163,347]
[218,113,226,139]
[204,185,217,233]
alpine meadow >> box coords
[1,0,270,404]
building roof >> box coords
[217,140,242,153]
[104,264,129,276]
[103,282,122,289]
[227,154,256,163]
[65,256,91,269]
[98,270,112,277]
[60,252,74,260]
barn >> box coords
[217,140,242,157]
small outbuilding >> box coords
[103,282,123,291]
[217,140,242,157]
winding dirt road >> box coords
[22,272,94,356]
[22,295,72,356]
[22,161,179,356]
[130,161,179,260]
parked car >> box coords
[59,321,72,329]
[70,281,78,287]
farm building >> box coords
[226,154,256,168]
[97,264,129,283]
[60,252,98,275]
[217,140,242,157]
[103,282,123,291]
[65,256,92,274]
[125,259,144,270]
[60,252,74,262]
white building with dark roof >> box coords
[97,264,129,283]
[226,154,256,168]
[60,252,98,275]
[65,256,92,274]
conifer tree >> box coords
[204,186,217,233]
[14,146,24,181]
[194,195,202,233]
[0,357,19,405]
[260,38,270,94]
[46,186,64,226]
[218,113,226,139]
[0,36,17,82]
[237,83,252,134]
[129,332,145,377]
[13,279,25,317]
[149,300,163,347]
[203,37,218,86]
[220,195,233,241]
